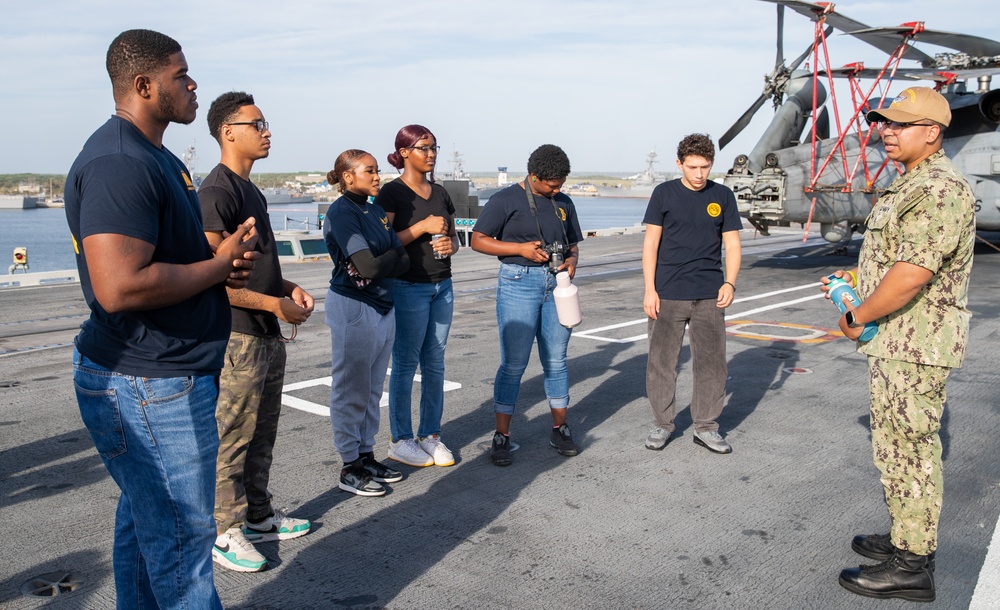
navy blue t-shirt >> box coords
[473,182,583,266]
[199,163,284,338]
[323,193,403,315]
[64,116,230,376]
[642,178,743,300]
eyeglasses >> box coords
[227,119,269,132]
[409,145,440,154]
[879,121,935,131]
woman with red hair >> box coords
[376,125,459,468]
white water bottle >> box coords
[553,271,582,328]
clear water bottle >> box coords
[432,234,448,259]
[826,274,878,341]
[553,271,582,328]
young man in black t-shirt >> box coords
[200,92,315,572]
[641,134,742,454]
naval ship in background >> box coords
[596,150,666,199]
[261,187,314,205]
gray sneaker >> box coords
[645,427,670,450]
[693,430,732,454]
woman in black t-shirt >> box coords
[375,125,458,469]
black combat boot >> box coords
[852,533,936,568]
[839,547,935,602]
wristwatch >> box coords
[845,311,863,328]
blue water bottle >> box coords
[826,274,878,341]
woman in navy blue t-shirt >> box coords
[470,144,583,467]
[322,149,410,496]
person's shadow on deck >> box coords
[232,339,643,609]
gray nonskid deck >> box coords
[2,228,999,609]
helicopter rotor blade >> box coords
[719,25,835,150]
[776,4,785,69]
[719,93,769,150]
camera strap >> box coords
[522,178,569,246]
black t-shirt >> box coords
[642,178,743,300]
[199,163,284,337]
[473,182,583,266]
[323,193,403,315]
[375,178,456,283]
[64,116,230,377]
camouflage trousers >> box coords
[215,332,287,533]
[868,356,950,556]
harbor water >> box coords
[0,196,649,274]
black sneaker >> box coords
[339,460,384,496]
[550,423,579,456]
[491,432,511,466]
[359,452,403,483]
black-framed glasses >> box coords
[409,145,440,154]
[227,119,269,132]
[879,121,935,131]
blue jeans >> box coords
[73,350,222,610]
[389,278,454,440]
[494,264,572,415]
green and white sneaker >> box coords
[245,507,311,542]
[213,527,266,572]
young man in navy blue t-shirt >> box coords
[641,134,742,454]
[64,30,259,608]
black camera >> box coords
[544,241,565,273]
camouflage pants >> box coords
[868,356,950,556]
[215,332,286,533]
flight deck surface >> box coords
[2,228,999,609]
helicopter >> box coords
[719,0,1000,245]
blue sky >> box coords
[2,0,996,176]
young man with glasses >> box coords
[199,91,315,572]
[823,87,975,602]
[65,30,259,608]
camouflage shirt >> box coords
[857,149,975,367]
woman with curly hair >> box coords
[470,144,583,467]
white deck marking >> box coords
[574,282,825,343]
[281,369,462,417]
[971,514,1000,608]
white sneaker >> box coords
[387,438,434,467]
[418,435,455,466]
[213,527,266,572]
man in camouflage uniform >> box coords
[200,92,315,572]
[823,86,975,602]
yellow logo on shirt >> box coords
[707,203,722,217]
[557,207,567,221]
[182,172,195,191]
[381,215,390,230]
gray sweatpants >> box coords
[325,289,395,463]
[646,298,727,434]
